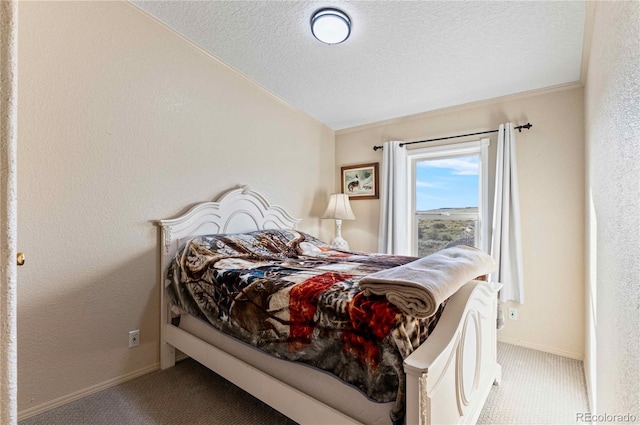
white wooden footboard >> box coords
[404,280,501,425]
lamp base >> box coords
[330,236,350,251]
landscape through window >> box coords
[415,155,479,256]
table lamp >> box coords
[322,193,355,250]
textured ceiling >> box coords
[131,1,586,130]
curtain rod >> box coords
[372,122,533,151]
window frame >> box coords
[406,138,490,256]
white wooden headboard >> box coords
[156,184,302,263]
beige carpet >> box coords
[478,343,589,424]
[20,343,589,425]
[20,358,297,425]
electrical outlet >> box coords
[128,330,140,348]
[508,308,518,320]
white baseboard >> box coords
[498,336,584,360]
[18,363,159,421]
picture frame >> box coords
[341,162,379,200]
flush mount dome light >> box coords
[311,8,351,45]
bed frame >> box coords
[156,185,501,425]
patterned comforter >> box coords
[167,229,447,423]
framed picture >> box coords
[341,162,379,200]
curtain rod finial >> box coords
[516,123,533,132]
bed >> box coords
[155,185,501,425]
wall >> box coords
[336,86,585,359]
[0,2,19,423]
[585,1,639,415]
[17,1,334,416]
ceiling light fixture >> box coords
[311,8,351,45]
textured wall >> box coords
[1,2,19,423]
[17,1,334,415]
[585,1,640,415]
[335,86,586,359]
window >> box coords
[407,139,489,257]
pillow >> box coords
[182,229,329,261]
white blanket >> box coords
[359,246,496,318]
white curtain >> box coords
[490,123,525,304]
[0,1,19,424]
[378,141,409,255]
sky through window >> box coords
[415,155,479,211]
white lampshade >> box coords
[322,193,355,250]
[322,193,355,220]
